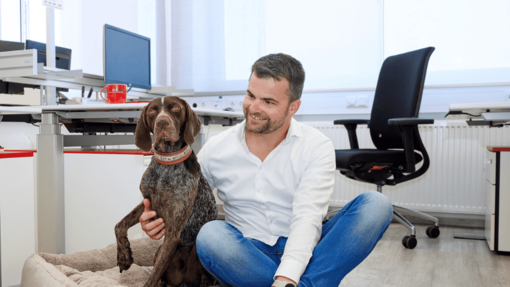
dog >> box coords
[114,96,218,287]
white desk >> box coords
[449,103,510,243]
[449,102,510,126]
[0,106,42,114]
[1,48,245,254]
[0,103,243,255]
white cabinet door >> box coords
[0,156,36,287]
[64,153,147,254]
[498,153,510,252]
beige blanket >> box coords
[21,237,163,287]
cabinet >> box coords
[0,151,36,287]
[0,149,151,286]
[485,148,510,253]
[63,150,151,254]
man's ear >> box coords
[134,105,153,152]
[288,99,301,117]
[181,99,201,146]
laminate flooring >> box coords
[338,224,510,287]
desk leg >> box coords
[36,113,65,254]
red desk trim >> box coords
[0,150,36,159]
[488,147,510,152]
[64,150,152,155]
[0,149,151,157]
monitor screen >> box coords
[25,39,72,70]
[103,24,151,90]
[0,40,25,52]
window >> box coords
[25,0,157,83]
[171,0,510,93]
[0,0,21,42]
[172,0,383,92]
[384,0,510,86]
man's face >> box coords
[243,74,293,134]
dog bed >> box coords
[20,237,162,287]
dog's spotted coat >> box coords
[114,96,218,287]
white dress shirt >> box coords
[197,118,336,283]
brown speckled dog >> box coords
[114,96,217,287]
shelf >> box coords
[0,106,42,114]
[0,50,193,99]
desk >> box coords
[1,49,244,254]
[448,103,510,246]
[0,103,243,255]
[449,102,510,126]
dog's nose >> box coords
[156,119,170,129]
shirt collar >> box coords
[235,117,303,144]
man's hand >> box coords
[139,199,165,240]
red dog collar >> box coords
[151,145,192,165]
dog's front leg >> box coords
[115,201,145,272]
[146,190,198,287]
[144,231,181,287]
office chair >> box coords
[334,47,438,249]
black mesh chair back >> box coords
[369,47,434,151]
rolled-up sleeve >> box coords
[274,137,336,283]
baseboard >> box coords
[326,206,484,228]
[394,211,484,228]
[218,205,485,228]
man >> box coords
[140,53,393,287]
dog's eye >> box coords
[172,106,180,112]
[149,109,156,115]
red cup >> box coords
[100,84,127,104]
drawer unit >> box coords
[485,148,510,253]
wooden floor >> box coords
[339,224,510,287]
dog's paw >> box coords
[143,278,163,287]
[117,240,134,273]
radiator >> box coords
[310,120,510,215]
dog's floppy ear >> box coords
[181,99,201,146]
[135,105,153,152]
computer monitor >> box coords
[103,24,151,90]
[0,40,25,51]
[25,40,72,70]
[0,40,27,94]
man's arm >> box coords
[274,138,336,284]
[197,141,216,190]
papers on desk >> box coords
[0,88,41,106]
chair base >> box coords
[392,204,440,249]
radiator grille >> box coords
[310,120,510,214]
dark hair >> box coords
[251,53,305,102]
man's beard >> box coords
[244,107,288,134]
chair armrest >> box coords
[387,118,433,172]
[333,119,369,149]
[388,118,434,125]
[334,119,370,125]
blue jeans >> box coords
[196,191,393,287]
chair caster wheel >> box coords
[426,226,440,238]
[402,235,417,249]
